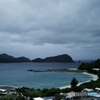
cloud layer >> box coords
[0,0,100,60]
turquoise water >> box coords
[0,62,92,89]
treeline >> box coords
[78,59,100,74]
[16,79,100,98]
[1,79,100,100]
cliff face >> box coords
[32,54,74,62]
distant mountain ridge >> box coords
[0,53,31,63]
[32,54,74,62]
[0,53,73,63]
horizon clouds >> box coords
[0,0,100,60]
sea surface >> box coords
[0,62,92,89]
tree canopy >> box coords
[71,77,78,87]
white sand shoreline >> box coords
[0,72,98,90]
[59,72,98,89]
[0,85,19,89]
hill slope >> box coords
[0,53,74,63]
[32,54,74,62]
[0,53,31,63]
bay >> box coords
[0,62,92,89]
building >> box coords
[0,89,7,95]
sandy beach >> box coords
[59,72,98,89]
[0,72,98,90]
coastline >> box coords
[0,72,98,90]
[0,85,18,89]
[59,72,98,89]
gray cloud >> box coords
[0,0,100,59]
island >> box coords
[32,54,74,62]
[0,53,31,63]
[0,53,74,63]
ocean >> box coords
[0,62,92,89]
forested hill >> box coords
[0,53,74,63]
[78,59,100,74]
[32,54,74,62]
[0,53,31,63]
[78,59,100,70]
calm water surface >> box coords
[0,62,92,89]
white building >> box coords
[0,89,7,95]
[82,88,94,92]
[33,97,44,100]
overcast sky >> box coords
[0,0,100,60]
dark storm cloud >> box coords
[0,0,100,59]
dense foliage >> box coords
[16,79,100,98]
[71,77,78,87]
[78,59,100,70]
[78,59,100,74]
[16,87,62,98]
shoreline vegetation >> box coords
[0,59,100,99]
[27,68,98,88]
[27,68,98,89]
[0,70,99,99]
[27,68,84,72]
[59,72,98,89]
